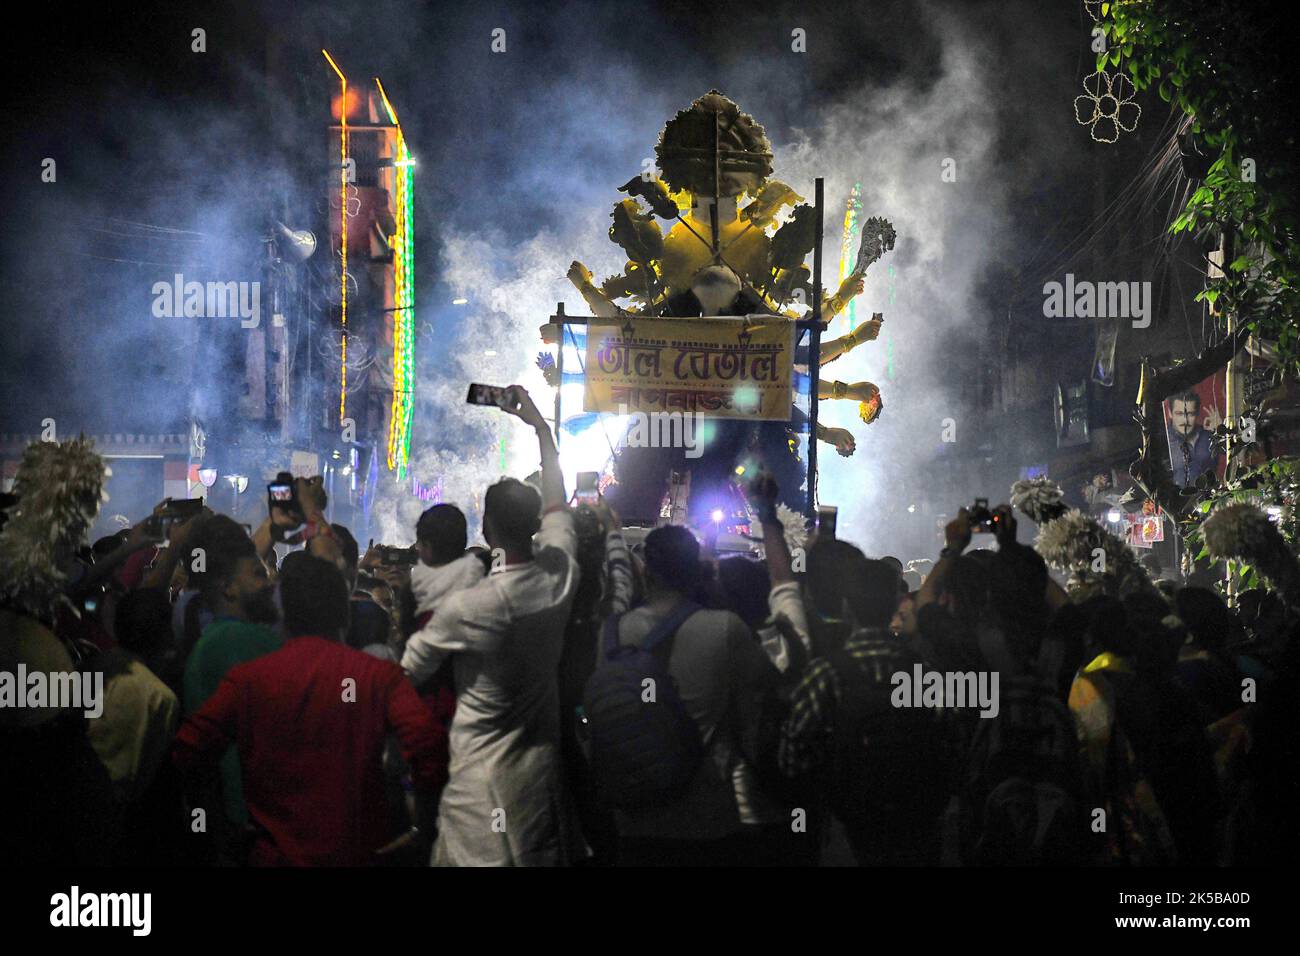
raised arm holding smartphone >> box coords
[488,383,566,510]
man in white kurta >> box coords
[402,385,581,866]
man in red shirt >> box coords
[173,554,447,866]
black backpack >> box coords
[825,638,954,832]
[963,675,1086,865]
[582,602,705,810]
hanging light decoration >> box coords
[323,49,350,422]
[376,78,416,477]
[837,183,862,333]
[1074,69,1142,144]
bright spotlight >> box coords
[711,509,724,523]
[1107,508,1122,523]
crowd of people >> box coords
[2,385,1297,867]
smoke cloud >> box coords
[7,0,1089,557]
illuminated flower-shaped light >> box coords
[330,184,362,218]
[1074,70,1141,143]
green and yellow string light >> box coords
[838,183,862,334]
[376,78,416,477]
[837,183,897,383]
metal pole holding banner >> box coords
[553,301,565,448]
[807,177,824,518]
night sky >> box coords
[1,0,1159,551]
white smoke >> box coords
[372,3,1017,553]
[777,14,1011,552]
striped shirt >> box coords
[778,628,912,779]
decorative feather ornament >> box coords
[1010,477,1069,525]
[0,436,110,621]
[1202,503,1300,607]
[751,502,809,557]
[1003,476,1149,600]
[1031,506,1153,598]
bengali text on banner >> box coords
[582,316,795,420]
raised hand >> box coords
[746,471,781,517]
[296,476,328,521]
[824,427,857,457]
[566,260,595,288]
[992,503,1017,549]
[587,496,622,534]
[499,384,547,431]
[945,508,973,554]
[836,274,866,301]
[168,506,212,547]
[851,315,883,345]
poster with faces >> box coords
[1164,371,1226,489]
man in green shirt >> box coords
[182,515,282,861]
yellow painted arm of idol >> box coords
[815,422,857,457]
[823,274,866,321]
[820,313,882,366]
[566,260,620,318]
[816,380,879,402]
[771,270,864,326]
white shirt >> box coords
[409,552,486,617]
[85,648,179,804]
[764,580,812,670]
[401,509,582,866]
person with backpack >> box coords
[557,500,636,866]
[584,524,778,866]
[932,506,1089,865]
[778,545,955,866]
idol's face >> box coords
[1171,399,1199,437]
[719,169,762,198]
